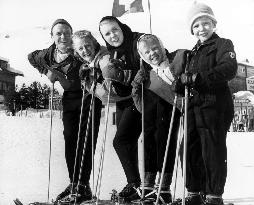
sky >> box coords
[0,0,254,93]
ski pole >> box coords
[182,53,190,205]
[91,67,96,199]
[96,80,112,204]
[155,95,178,205]
[172,103,184,202]
[74,82,96,205]
[182,84,189,205]
[141,81,145,200]
[71,81,88,195]
[47,82,54,203]
[139,58,145,200]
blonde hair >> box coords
[72,30,99,48]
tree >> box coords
[4,81,61,113]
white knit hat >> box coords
[188,2,217,35]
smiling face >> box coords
[73,37,96,63]
[51,23,72,53]
[138,38,163,66]
[192,16,215,43]
[99,20,124,47]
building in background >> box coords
[0,56,23,109]
[229,59,254,92]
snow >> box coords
[0,113,254,205]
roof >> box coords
[0,56,9,62]
[7,66,24,76]
[0,55,24,76]
[238,61,254,67]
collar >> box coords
[193,33,219,51]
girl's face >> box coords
[192,16,215,43]
[73,37,96,63]
[100,20,124,47]
[138,38,163,65]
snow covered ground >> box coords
[0,111,254,205]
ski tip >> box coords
[13,198,24,205]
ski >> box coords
[14,198,53,205]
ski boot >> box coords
[118,183,141,203]
[55,183,75,203]
[171,193,204,205]
[58,184,92,204]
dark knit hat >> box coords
[51,19,72,34]
[188,2,217,35]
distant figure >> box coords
[248,108,254,131]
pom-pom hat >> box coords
[188,2,217,35]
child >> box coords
[132,34,187,203]
[175,2,237,205]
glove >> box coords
[79,64,91,80]
[131,68,149,88]
[101,62,124,83]
[180,72,197,86]
[172,78,185,96]
[110,58,126,70]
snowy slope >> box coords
[0,114,254,205]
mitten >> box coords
[110,58,126,70]
[131,68,149,88]
[101,62,124,83]
[79,64,91,80]
[172,78,185,96]
[180,72,198,86]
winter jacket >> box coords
[82,45,132,104]
[132,49,188,112]
[28,43,82,92]
[183,33,237,107]
[99,16,144,106]
[188,33,237,94]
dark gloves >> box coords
[110,58,126,70]
[179,72,198,86]
[172,78,185,95]
[79,64,91,80]
[131,67,149,88]
[172,73,199,95]
[101,61,124,83]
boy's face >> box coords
[100,20,124,47]
[51,24,72,52]
[73,37,96,63]
[192,16,215,43]
[138,38,163,66]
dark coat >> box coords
[99,16,144,105]
[28,43,83,92]
[132,49,189,112]
[188,33,237,94]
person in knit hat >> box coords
[28,19,100,204]
[173,2,237,205]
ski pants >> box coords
[62,91,102,185]
[144,94,180,175]
[113,101,142,184]
[186,92,234,195]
